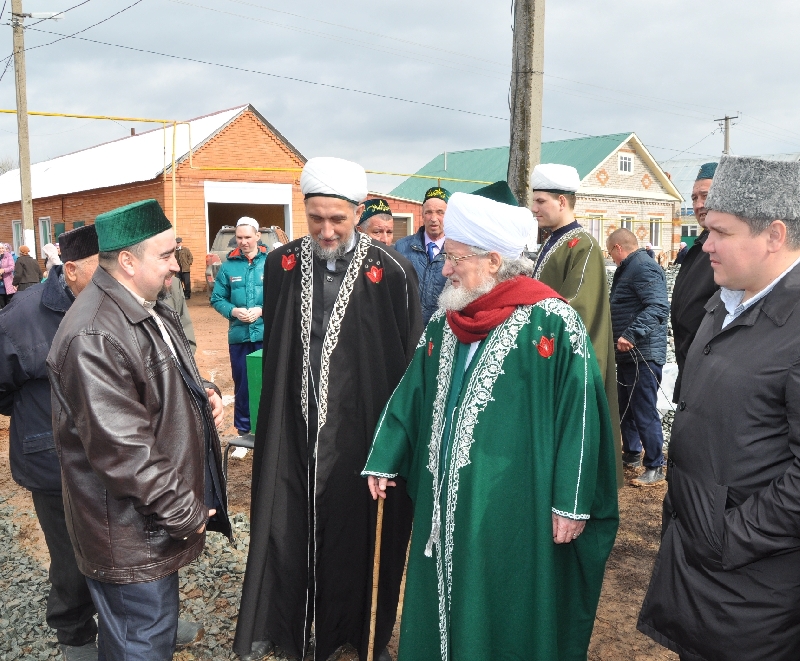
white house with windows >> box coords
[390,132,684,257]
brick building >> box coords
[389,133,684,258]
[0,104,308,289]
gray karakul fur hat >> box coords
[706,155,800,222]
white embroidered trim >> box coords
[552,507,590,521]
[300,237,313,425]
[317,234,371,428]
[361,471,398,478]
[534,298,586,356]
[416,331,427,350]
[533,227,585,279]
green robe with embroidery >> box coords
[534,227,623,487]
[363,300,619,661]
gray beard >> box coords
[311,231,353,261]
[438,278,496,312]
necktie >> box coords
[427,241,436,262]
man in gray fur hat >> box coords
[637,156,800,661]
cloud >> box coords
[0,0,796,194]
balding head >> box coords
[606,228,640,265]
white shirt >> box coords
[424,232,445,258]
[720,254,800,328]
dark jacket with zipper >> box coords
[394,227,447,324]
[638,262,800,661]
[47,266,231,584]
[609,248,669,365]
[0,266,70,495]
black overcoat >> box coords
[670,230,718,402]
[638,262,800,661]
[234,233,422,660]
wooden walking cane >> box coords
[367,495,385,661]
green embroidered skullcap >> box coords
[471,180,519,207]
[696,162,718,181]
[359,198,393,226]
[95,199,173,252]
[424,186,451,203]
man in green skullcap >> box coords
[395,186,450,323]
[47,199,231,660]
[670,161,719,402]
[358,197,395,245]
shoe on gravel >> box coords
[622,451,642,468]
[60,642,98,661]
[631,466,665,487]
[239,640,274,661]
[176,619,205,648]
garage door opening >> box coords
[207,202,285,248]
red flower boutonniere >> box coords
[365,266,383,284]
[428,340,434,356]
[282,253,297,271]
[568,237,580,249]
[537,336,555,358]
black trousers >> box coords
[179,271,191,299]
[0,292,12,308]
[30,490,97,646]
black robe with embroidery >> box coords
[234,233,423,660]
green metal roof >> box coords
[389,133,632,202]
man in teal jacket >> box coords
[211,217,267,436]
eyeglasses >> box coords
[441,252,486,265]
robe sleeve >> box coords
[362,331,428,479]
[721,357,800,569]
[549,303,609,521]
[557,236,612,379]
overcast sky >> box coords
[0,0,797,193]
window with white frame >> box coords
[649,219,662,248]
[587,215,603,241]
[12,219,23,253]
[618,153,633,174]
[39,217,52,254]
[681,223,700,237]
[620,216,634,231]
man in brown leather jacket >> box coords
[47,200,231,661]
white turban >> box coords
[444,192,535,259]
[236,217,260,232]
[530,163,581,193]
[300,157,368,206]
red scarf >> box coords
[446,276,564,344]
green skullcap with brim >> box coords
[696,162,718,181]
[471,180,519,207]
[424,186,451,203]
[95,199,173,252]
[359,198,393,226]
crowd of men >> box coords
[1,153,800,661]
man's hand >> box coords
[367,475,396,500]
[617,337,635,352]
[206,388,224,429]
[195,508,217,535]
[552,513,586,544]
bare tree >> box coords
[0,156,17,175]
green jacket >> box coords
[210,246,267,344]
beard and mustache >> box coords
[438,277,496,312]
[311,229,354,262]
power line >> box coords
[25,26,511,121]
[27,0,93,29]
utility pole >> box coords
[507,0,546,209]
[714,114,739,155]
[11,0,35,257]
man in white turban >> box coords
[363,190,619,661]
[530,163,623,485]
[234,157,422,661]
